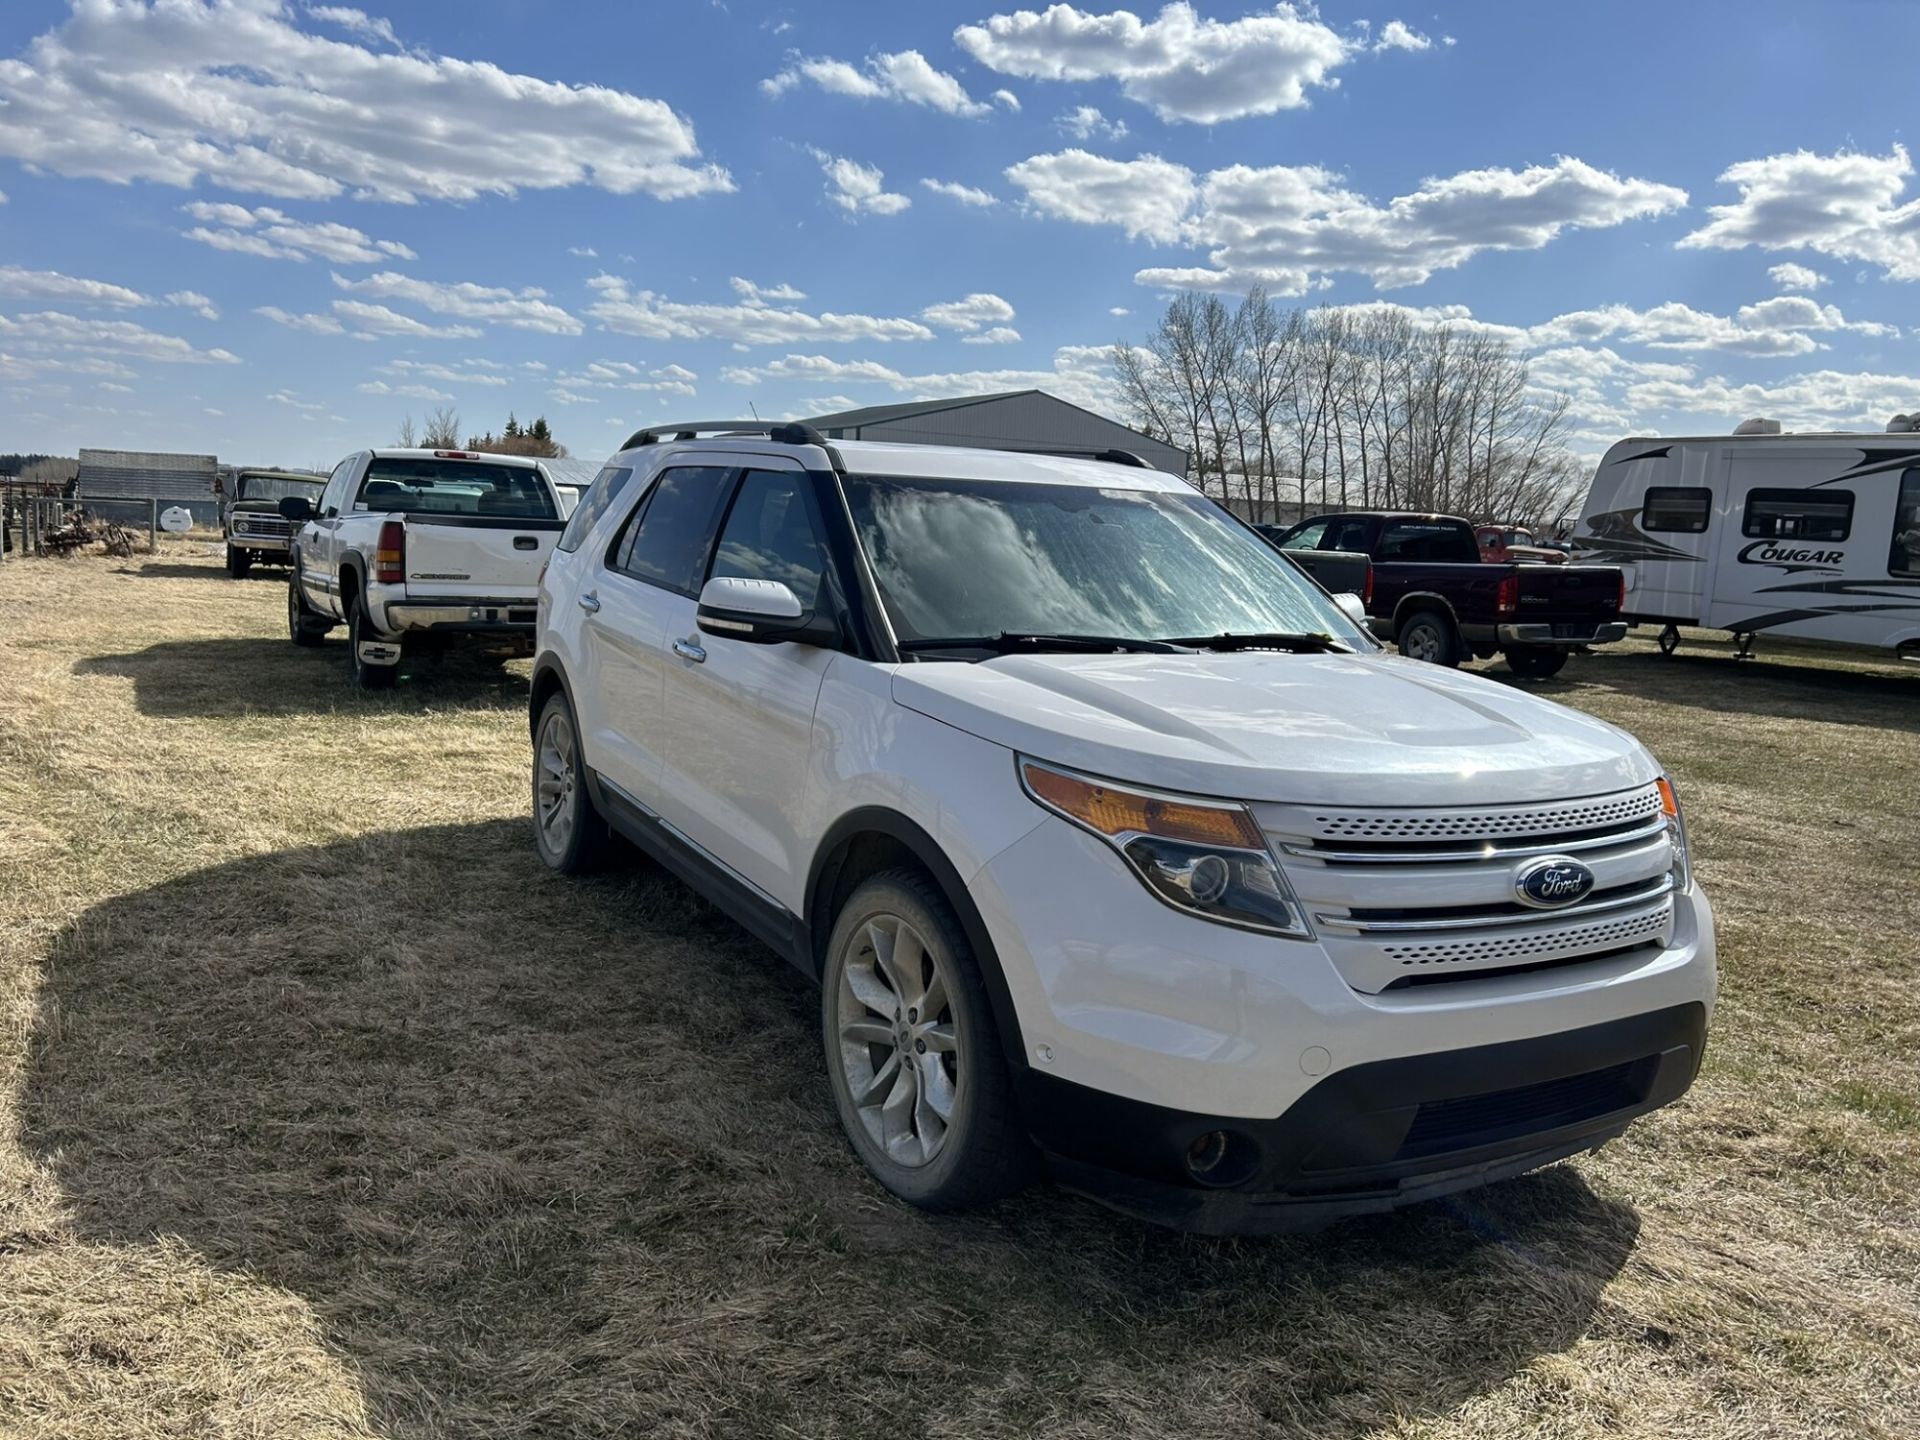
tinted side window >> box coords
[1743,487,1853,541]
[320,456,356,517]
[1889,470,1920,578]
[1643,486,1711,534]
[710,470,830,608]
[614,465,732,595]
[556,465,634,553]
[1324,517,1370,552]
[1280,519,1327,550]
[1378,521,1476,563]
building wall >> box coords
[77,449,221,526]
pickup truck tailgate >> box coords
[1517,563,1621,621]
[402,516,564,599]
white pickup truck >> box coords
[281,447,574,688]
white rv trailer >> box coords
[1572,418,1920,661]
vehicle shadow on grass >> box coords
[22,819,1642,1439]
[123,562,288,581]
[73,636,530,718]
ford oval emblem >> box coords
[1514,856,1597,909]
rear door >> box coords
[576,464,734,813]
[655,465,840,910]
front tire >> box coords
[1505,645,1568,679]
[226,545,251,578]
[531,692,612,873]
[822,870,1032,1211]
[348,595,399,690]
[1397,610,1461,667]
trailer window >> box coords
[1891,470,1920,578]
[1742,488,1853,542]
[1642,487,1711,533]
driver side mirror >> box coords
[1334,592,1369,628]
[697,576,839,647]
[278,495,315,523]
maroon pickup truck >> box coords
[1273,511,1626,677]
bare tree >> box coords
[395,414,418,448]
[421,407,461,449]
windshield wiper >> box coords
[1166,631,1350,654]
[896,631,1194,656]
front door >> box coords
[656,465,839,912]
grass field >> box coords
[2,543,1916,1439]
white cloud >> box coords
[331,300,480,339]
[922,293,1019,333]
[551,360,699,397]
[548,388,597,405]
[764,49,991,116]
[1373,20,1432,52]
[331,271,581,334]
[1678,146,1920,281]
[306,6,402,50]
[731,277,808,305]
[256,305,346,335]
[1007,150,1688,291]
[0,310,239,364]
[956,2,1382,124]
[0,1,731,203]
[586,274,936,344]
[921,178,1001,207]
[267,387,325,411]
[1058,105,1128,140]
[180,202,415,263]
[810,150,912,216]
[721,344,1121,412]
[1768,262,1828,291]
[1621,366,1920,433]
[992,89,1021,111]
[380,358,510,387]
[798,395,860,413]
[1109,305,1131,315]
[962,326,1023,344]
[569,246,599,258]
[0,265,149,308]
[359,379,455,401]
[166,290,220,320]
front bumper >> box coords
[1022,1002,1706,1234]
[228,534,291,554]
[1496,621,1628,647]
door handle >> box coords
[578,591,601,614]
[672,637,707,664]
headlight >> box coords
[1018,758,1312,939]
[1657,775,1691,891]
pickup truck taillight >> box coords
[1617,570,1627,614]
[1362,563,1374,608]
[1495,574,1519,617]
[374,520,405,584]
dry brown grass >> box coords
[1,543,1916,1439]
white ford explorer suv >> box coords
[530,422,1715,1233]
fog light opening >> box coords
[1184,1129,1259,1188]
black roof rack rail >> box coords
[1025,445,1155,469]
[617,420,844,473]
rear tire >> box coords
[1397,610,1461,667]
[1505,645,1568,679]
[226,545,251,578]
[348,595,399,690]
[822,870,1033,1212]
[287,570,329,647]
[531,691,612,873]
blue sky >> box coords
[2,0,1918,470]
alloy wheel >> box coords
[536,708,577,856]
[833,913,960,1168]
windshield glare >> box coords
[842,474,1369,649]
[236,474,322,503]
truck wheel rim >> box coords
[1407,625,1437,660]
[536,711,577,853]
[287,583,300,636]
[834,913,959,1169]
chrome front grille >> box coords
[1257,785,1678,993]
[232,514,292,539]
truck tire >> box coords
[531,691,613,873]
[348,596,399,690]
[1505,646,1568,679]
[1397,610,1461,667]
[821,869,1034,1212]
[287,570,331,647]
[226,545,251,578]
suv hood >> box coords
[892,652,1654,805]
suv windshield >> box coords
[356,457,557,519]
[235,474,323,504]
[842,474,1369,652]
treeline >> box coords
[396,409,567,458]
[1114,291,1584,526]
[1,454,79,488]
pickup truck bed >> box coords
[1273,511,1625,677]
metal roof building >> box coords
[78,449,220,524]
[804,390,1189,477]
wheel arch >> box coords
[806,807,1029,1073]
[1391,590,1460,636]
[529,654,575,742]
